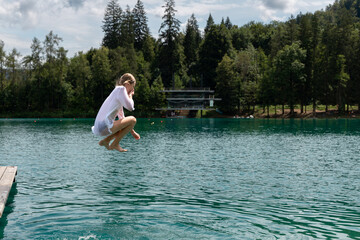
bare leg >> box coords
[99,136,114,149]
[99,131,118,150]
[109,125,134,152]
[98,116,137,151]
[109,121,136,152]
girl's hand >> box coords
[128,90,134,98]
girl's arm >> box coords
[117,87,135,111]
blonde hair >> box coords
[116,73,136,86]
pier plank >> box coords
[0,166,17,218]
[0,167,6,179]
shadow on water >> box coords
[0,183,18,239]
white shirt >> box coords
[92,86,134,136]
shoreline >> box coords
[0,109,359,119]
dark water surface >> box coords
[0,118,359,239]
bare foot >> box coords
[99,139,110,150]
[131,131,140,140]
[110,144,128,152]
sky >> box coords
[0,0,334,58]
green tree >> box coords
[284,15,298,45]
[67,52,92,110]
[215,55,237,114]
[309,13,321,114]
[91,47,112,108]
[132,0,150,51]
[257,54,274,117]
[55,47,69,110]
[6,48,21,85]
[334,54,349,113]
[150,75,166,110]
[3,48,21,111]
[157,0,181,87]
[273,42,306,114]
[269,21,286,59]
[141,35,155,63]
[225,17,233,29]
[204,14,215,35]
[183,14,201,75]
[347,25,360,111]
[109,46,137,80]
[299,13,313,113]
[0,41,6,110]
[102,0,122,49]
[44,31,62,63]
[199,24,233,89]
[134,75,151,113]
[246,21,273,54]
[40,31,66,110]
[234,45,261,113]
[231,26,252,51]
[136,51,151,81]
[121,5,135,47]
[23,37,43,78]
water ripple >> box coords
[0,118,359,239]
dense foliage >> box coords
[1,0,360,117]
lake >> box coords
[0,118,359,239]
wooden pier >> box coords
[0,166,17,218]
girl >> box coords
[92,73,140,152]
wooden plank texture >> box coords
[0,166,17,218]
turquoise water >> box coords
[0,118,359,239]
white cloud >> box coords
[255,0,333,22]
[0,0,334,57]
[0,33,31,56]
[147,0,241,18]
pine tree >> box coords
[199,24,233,89]
[204,14,215,35]
[121,5,135,47]
[159,0,180,45]
[284,15,298,45]
[132,0,150,51]
[142,35,155,62]
[158,0,181,87]
[183,14,201,71]
[225,17,233,29]
[102,0,122,49]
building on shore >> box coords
[156,88,221,117]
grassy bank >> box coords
[198,104,360,119]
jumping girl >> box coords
[92,73,140,152]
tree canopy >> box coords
[1,0,360,117]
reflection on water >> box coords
[0,118,359,239]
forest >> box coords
[1,0,360,117]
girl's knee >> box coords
[129,116,136,125]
